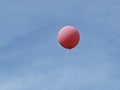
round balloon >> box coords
[58,25,80,49]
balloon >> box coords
[58,25,80,49]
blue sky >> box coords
[0,0,120,90]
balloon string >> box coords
[65,49,71,58]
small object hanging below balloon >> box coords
[65,49,71,58]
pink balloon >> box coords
[58,26,80,49]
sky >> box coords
[0,0,120,90]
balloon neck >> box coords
[68,48,71,50]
